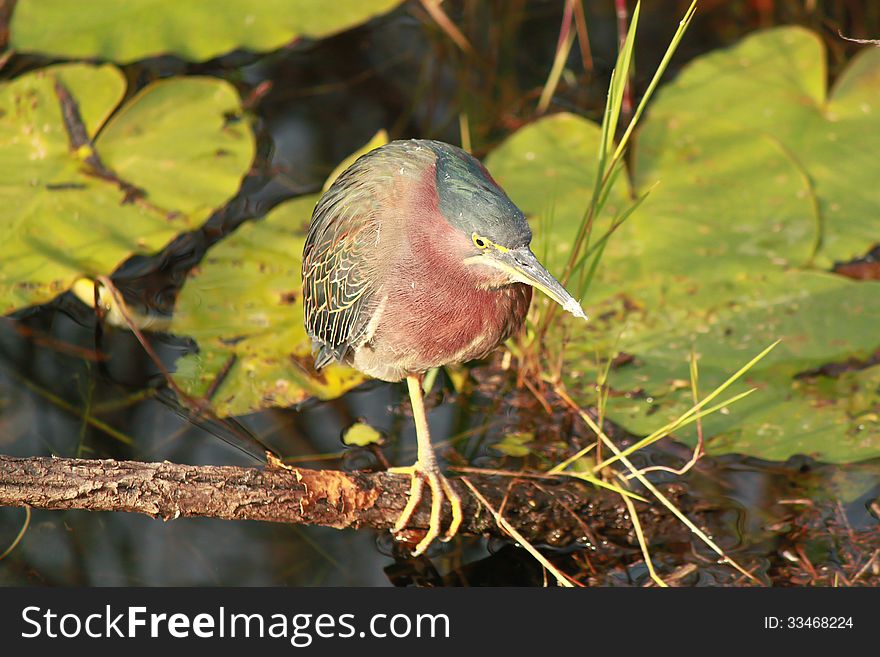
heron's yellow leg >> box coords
[388,375,464,555]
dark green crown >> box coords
[425,141,532,249]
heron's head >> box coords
[426,141,588,321]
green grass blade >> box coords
[611,0,697,164]
[605,1,640,155]
[574,183,655,294]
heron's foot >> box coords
[388,461,463,556]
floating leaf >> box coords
[488,28,880,463]
[342,422,384,447]
[10,0,404,63]
[636,26,880,267]
[0,63,254,314]
[170,132,389,416]
[169,196,362,415]
[491,432,535,458]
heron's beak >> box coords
[487,246,588,321]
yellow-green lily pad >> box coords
[10,0,404,63]
[636,26,880,267]
[0,63,254,314]
[342,422,384,447]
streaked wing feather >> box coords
[302,184,379,368]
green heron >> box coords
[302,139,587,554]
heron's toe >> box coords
[389,464,423,534]
[389,462,461,555]
[439,475,463,542]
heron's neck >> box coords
[399,164,509,290]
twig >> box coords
[0,506,30,561]
[93,276,274,458]
[852,549,880,583]
[419,0,474,54]
[572,0,593,75]
[838,29,880,45]
[461,477,577,587]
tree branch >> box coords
[0,455,696,548]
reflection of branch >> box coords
[0,455,697,547]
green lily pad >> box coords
[10,0,403,63]
[487,28,880,463]
[636,26,880,267]
[600,271,880,463]
[0,63,254,314]
[170,132,388,416]
[169,195,364,415]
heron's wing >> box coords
[302,182,381,369]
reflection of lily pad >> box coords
[487,28,880,464]
[10,0,403,63]
[0,63,254,314]
[170,133,388,416]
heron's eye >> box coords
[472,233,489,249]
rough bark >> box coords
[0,455,695,548]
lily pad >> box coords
[487,28,880,463]
[169,195,363,415]
[10,0,403,63]
[636,26,880,267]
[599,271,880,463]
[170,132,388,416]
[342,422,384,447]
[0,63,254,314]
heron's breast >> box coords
[356,258,531,380]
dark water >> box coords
[2,307,877,586]
[1,1,878,586]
